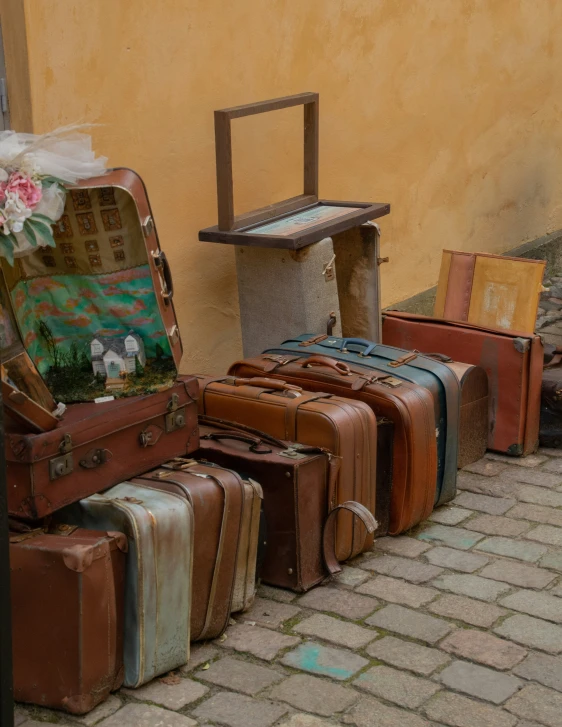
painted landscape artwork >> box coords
[11,264,176,401]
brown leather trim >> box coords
[322,501,377,575]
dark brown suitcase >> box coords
[382,311,543,455]
[131,460,262,641]
[197,375,377,561]
[375,417,394,537]
[539,346,562,448]
[10,528,126,714]
[227,356,437,535]
[196,419,341,592]
[6,377,199,519]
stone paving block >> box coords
[353,664,440,708]
[499,588,562,623]
[14,709,28,727]
[475,536,548,562]
[375,535,431,558]
[297,586,378,619]
[98,703,197,727]
[486,452,548,468]
[219,622,300,661]
[454,491,516,515]
[500,467,562,488]
[494,614,562,653]
[438,661,522,704]
[278,715,333,727]
[506,502,562,527]
[424,546,489,572]
[505,683,562,727]
[239,597,300,628]
[366,604,453,643]
[417,524,485,550]
[463,514,530,536]
[366,635,450,675]
[192,692,287,727]
[334,565,371,588]
[512,483,562,508]
[281,641,368,680]
[343,695,433,727]
[257,584,297,603]
[269,674,358,717]
[543,458,562,474]
[181,643,219,672]
[428,506,472,525]
[122,678,208,711]
[74,696,122,726]
[293,613,377,648]
[356,575,438,607]
[539,447,562,457]
[480,559,556,588]
[195,655,284,695]
[513,653,562,691]
[463,460,509,477]
[526,524,562,546]
[457,471,518,498]
[428,594,507,627]
[540,551,562,571]
[439,629,527,669]
[422,691,517,727]
[431,573,512,602]
[360,555,444,583]
[551,583,562,597]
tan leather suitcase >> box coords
[10,528,126,714]
[382,311,543,455]
[132,460,263,641]
[226,357,437,535]
[197,375,377,561]
[444,360,488,468]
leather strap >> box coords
[322,501,377,575]
[299,334,329,346]
[545,348,562,369]
[388,352,418,367]
[283,391,332,441]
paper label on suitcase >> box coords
[1,170,181,403]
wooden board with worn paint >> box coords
[246,205,361,237]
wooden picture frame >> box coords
[200,92,391,250]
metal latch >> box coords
[168,325,180,346]
[165,406,187,433]
[80,448,112,469]
[49,434,74,481]
[322,254,336,281]
[142,216,154,237]
[280,447,308,461]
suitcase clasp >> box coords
[79,448,112,469]
[49,434,74,480]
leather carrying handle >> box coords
[299,355,352,375]
[414,350,453,363]
[228,377,302,393]
[322,501,377,575]
[199,415,289,450]
[201,431,273,454]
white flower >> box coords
[3,190,32,233]
[33,182,65,221]
[0,168,8,183]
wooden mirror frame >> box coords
[214,92,319,232]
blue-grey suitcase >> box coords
[55,482,194,687]
[264,335,461,506]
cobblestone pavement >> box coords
[16,450,562,727]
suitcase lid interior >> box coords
[0,168,182,403]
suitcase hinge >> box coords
[49,434,74,480]
[142,216,154,237]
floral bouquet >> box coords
[0,126,107,264]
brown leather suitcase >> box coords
[10,528,126,714]
[382,311,543,455]
[375,417,394,537]
[445,360,488,468]
[131,460,262,641]
[226,357,437,535]
[6,377,199,519]
[197,375,377,561]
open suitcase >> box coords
[197,375,377,562]
[55,482,194,688]
[382,311,543,455]
[227,354,437,535]
[10,528,126,714]
[132,460,263,640]
[262,334,460,506]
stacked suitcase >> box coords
[6,168,526,717]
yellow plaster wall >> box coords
[5,0,562,372]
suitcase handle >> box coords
[414,351,453,363]
[201,431,273,454]
[300,355,352,375]
[339,338,377,356]
[228,377,302,393]
[322,501,378,576]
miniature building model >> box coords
[90,331,146,378]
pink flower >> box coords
[5,172,42,209]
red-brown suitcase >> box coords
[6,377,199,519]
[382,311,543,455]
[197,375,377,561]
[132,460,262,641]
[10,528,126,714]
[227,355,437,535]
